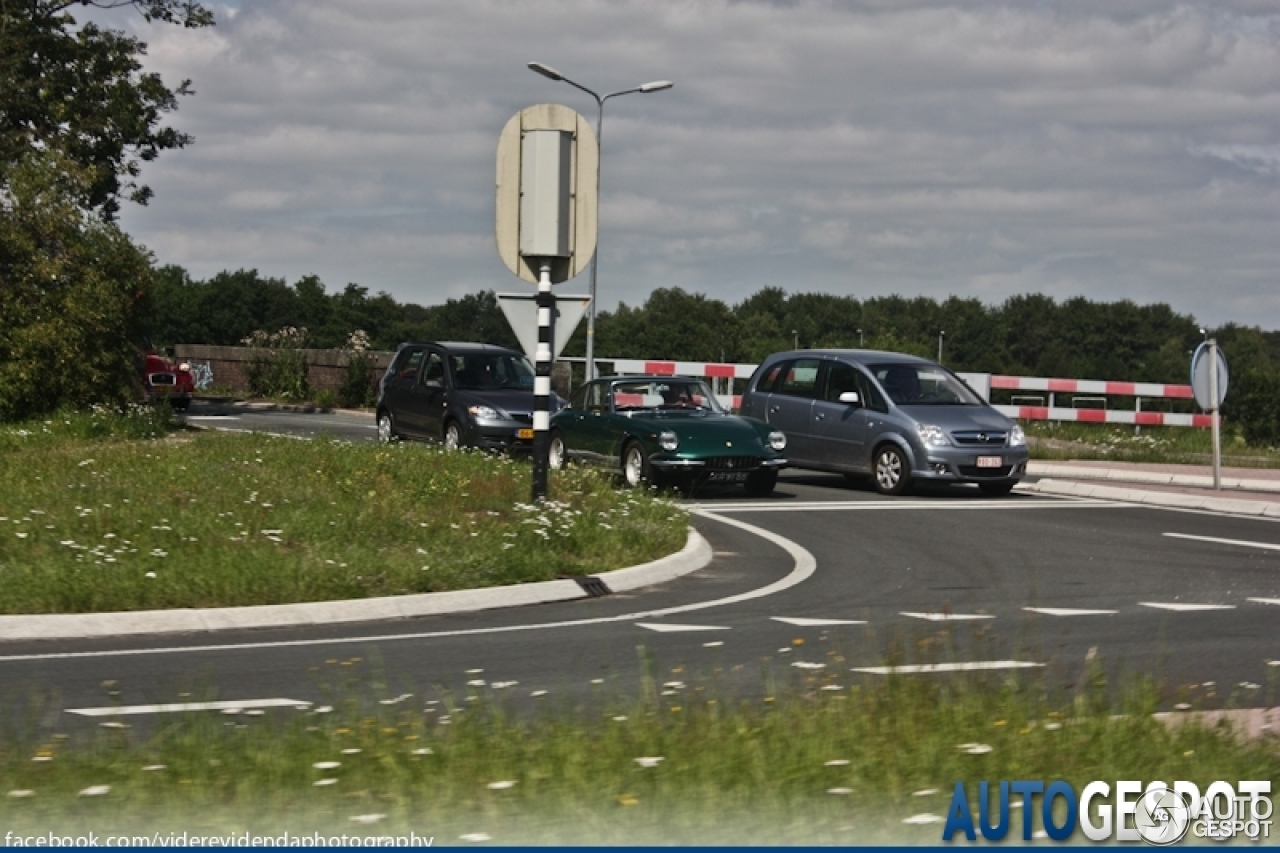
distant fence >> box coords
[173,345,394,396]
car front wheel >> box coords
[622,442,652,489]
[872,444,912,496]
[377,411,397,443]
[443,420,463,451]
[549,431,567,470]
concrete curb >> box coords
[1018,479,1280,518]
[1028,462,1280,494]
[0,528,713,642]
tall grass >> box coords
[0,410,687,613]
[1025,421,1280,467]
[0,661,1276,844]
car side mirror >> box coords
[838,391,861,406]
[424,378,443,389]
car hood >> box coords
[895,404,1014,431]
[629,412,771,451]
[460,388,560,415]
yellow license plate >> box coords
[517,428,534,440]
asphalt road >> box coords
[2,404,1277,720]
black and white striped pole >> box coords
[531,262,555,501]
[494,104,598,503]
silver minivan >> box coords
[740,349,1029,496]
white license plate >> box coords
[976,456,1003,468]
[709,471,750,483]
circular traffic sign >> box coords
[1190,341,1229,410]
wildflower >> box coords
[702,641,724,648]
[313,761,341,770]
[99,721,129,729]
[1173,703,1192,711]
[913,788,939,797]
[314,779,338,787]
[467,679,486,687]
[616,793,639,806]
[487,781,517,790]
[1043,722,1063,731]
[142,765,166,772]
[790,661,825,670]
[634,757,664,768]
[825,760,850,767]
[530,690,547,697]
[957,743,992,755]
[341,748,362,755]
[827,787,854,795]
[612,716,628,722]
[8,790,35,798]
[459,834,491,843]
[350,814,386,824]
[411,747,434,756]
[78,785,111,797]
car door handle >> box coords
[815,413,825,420]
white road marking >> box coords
[0,509,814,663]
[901,612,994,622]
[772,617,867,626]
[1247,598,1280,606]
[1139,602,1236,612]
[1162,532,1280,552]
[852,661,1043,675]
[635,622,730,633]
[183,415,242,420]
[66,698,309,716]
[1023,607,1119,616]
[704,499,1119,513]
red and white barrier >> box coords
[599,358,1206,425]
[993,406,1211,428]
[990,375,1193,400]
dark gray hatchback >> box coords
[740,349,1029,496]
[376,342,546,452]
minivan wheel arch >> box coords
[871,440,914,496]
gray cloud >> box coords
[107,0,1279,328]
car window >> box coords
[452,353,536,390]
[776,358,823,399]
[421,353,444,386]
[569,385,589,410]
[854,371,889,413]
[754,363,784,393]
[610,380,724,413]
[822,361,862,402]
[585,383,608,413]
[394,349,424,382]
[870,363,982,406]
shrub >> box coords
[242,326,310,400]
[1225,368,1280,448]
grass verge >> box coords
[1,663,1276,845]
[0,407,687,614]
[1025,421,1280,467]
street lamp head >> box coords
[639,80,674,92]
[527,62,563,81]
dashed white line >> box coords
[1139,602,1236,612]
[772,617,867,626]
[1023,607,1119,616]
[1162,532,1280,552]
[66,698,309,716]
[852,661,1043,675]
[705,499,1119,513]
[634,622,730,633]
[1248,598,1280,606]
[901,612,994,622]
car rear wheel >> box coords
[549,431,567,470]
[622,442,652,489]
[377,411,397,443]
[744,469,778,498]
[979,480,1016,497]
[872,444,912,496]
[443,420,462,451]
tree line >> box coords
[148,266,1280,388]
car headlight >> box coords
[1009,424,1026,447]
[178,362,191,372]
[468,405,501,420]
[658,430,679,451]
[768,430,787,451]
[916,424,951,447]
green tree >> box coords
[0,0,213,220]
[0,152,154,419]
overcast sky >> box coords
[108,1,1279,330]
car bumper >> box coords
[911,447,1030,483]
[650,455,788,471]
[470,420,536,453]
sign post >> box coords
[1191,340,1230,490]
[495,104,598,501]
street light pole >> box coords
[856,328,864,347]
[528,62,672,382]
[937,330,946,364]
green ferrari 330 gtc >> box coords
[548,375,788,496]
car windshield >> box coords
[611,379,725,413]
[869,363,983,406]
[451,353,535,390]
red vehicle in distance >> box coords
[142,348,195,410]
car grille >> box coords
[704,456,763,471]
[511,413,533,425]
[951,430,1008,446]
[957,465,1013,478]
[148,373,177,386]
